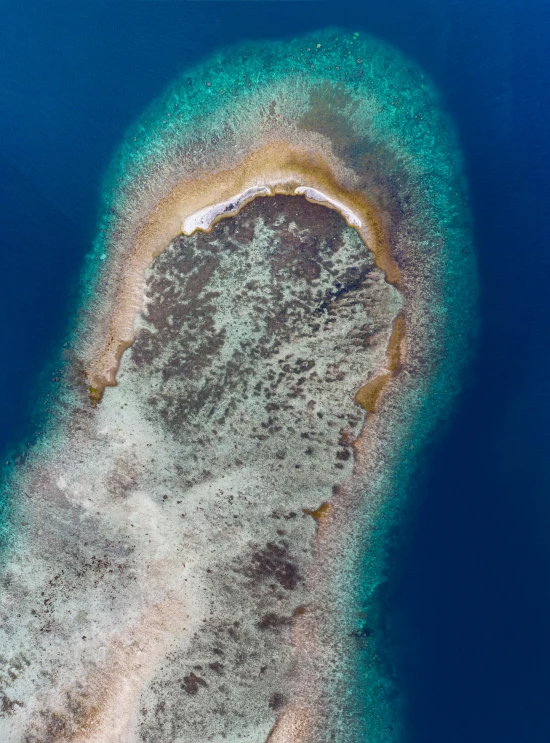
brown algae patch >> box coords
[303,502,333,523]
[355,314,406,413]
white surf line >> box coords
[181,183,363,238]
[294,186,362,228]
[182,186,271,235]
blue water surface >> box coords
[1,2,549,741]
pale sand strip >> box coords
[294,186,362,229]
[182,184,364,238]
[267,706,311,743]
[182,185,271,234]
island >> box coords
[0,29,475,743]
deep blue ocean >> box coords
[1,2,549,740]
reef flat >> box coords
[0,29,474,743]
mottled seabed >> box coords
[0,29,475,743]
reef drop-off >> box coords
[0,29,474,743]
